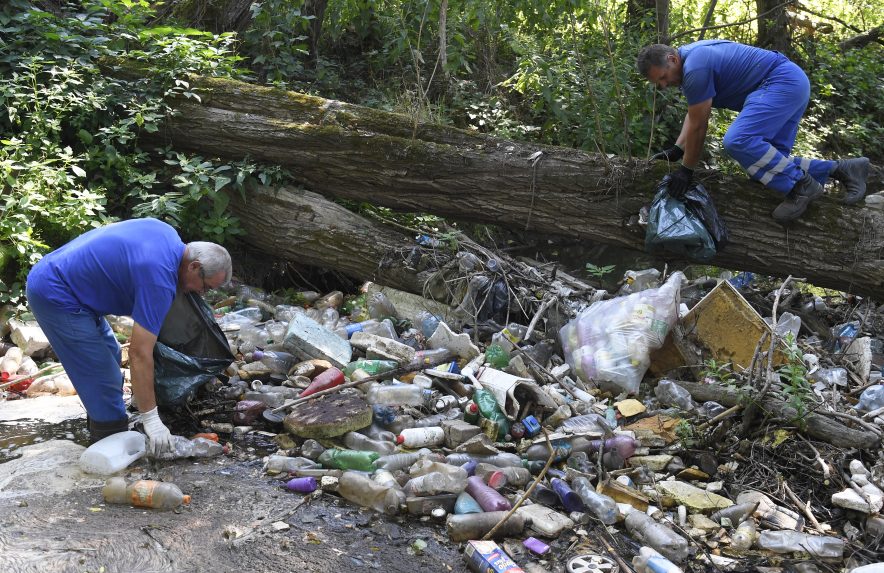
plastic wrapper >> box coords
[559,272,684,394]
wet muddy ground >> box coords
[0,408,471,573]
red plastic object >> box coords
[299,367,345,398]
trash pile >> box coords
[3,264,884,572]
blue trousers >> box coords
[722,61,836,194]
[26,271,126,424]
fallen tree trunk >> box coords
[677,380,880,449]
[152,76,884,299]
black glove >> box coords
[666,165,694,200]
[650,145,685,162]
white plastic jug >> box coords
[79,431,147,475]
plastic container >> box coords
[471,388,510,441]
[404,471,468,496]
[285,477,318,493]
[465,475,512,512]
[343,359,398,377]
[264,455,322,473]
[158,436,225,459]
[632,547,684,573]
[338,471,404,515]
[575,435,637,459]
[756,530,844,557]
[374,449,441,472]
[446,511,525,542]
[0,346,23,379]
[318,448,379,472]
[343,431,396,455]
[730,518,756,551]
[445,452,523,468]
[625,510,690,562]
[655,379,695,410]
[103,477,190,510]
[857,385,884,412]
[454,491,483,514]
[300,367,345,398]
[336,319,397,340]
[359,423,397,443]
[397,427,445,448]
[79,431,147,475]
[571,476,618,524]
[485,344,510,369]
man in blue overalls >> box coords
[637,40,869,223]
[26,218,232,453]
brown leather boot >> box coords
[772,173,824,223]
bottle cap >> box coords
[395,435,405,445]
[252,350,264,360]
[181,495,192,505]
[466,402,479,415]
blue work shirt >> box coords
[30,218,185,335]
[678,40,788,110]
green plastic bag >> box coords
[645,178,717,261]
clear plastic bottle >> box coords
[336,319,397,340]
[366,384,427,407]
[264,455,322,474]
[446,511,525,542]
[559,413,610,434]
[730,518,756,551]
[372,469,401,489]
[412,409,461,428]
[574,435,637,459]
[414,311,441,339]
[367,292,398,320]
[374,449,441,472]
[465,475,512,511]
[445,452,523,468]
[571,477,618,524]
[756,531,844,558]
[655,379,695,410]
[358,424,396,443]
[856,384,884,412]
[625,510,690,563]
[338,471,404,515]
[397,427,445,448]
[157,436,225,460]
[318,448,379,472]
[103,477,191,510]
[544,404,572,427]
[475,464,531,488]
[300,440,325,460]
[632,547,684,573]
[405,348,455,370]
[404,471,468,496]
[251,350,297,375]
[343,431,396,455]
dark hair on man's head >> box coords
[636,44,677,76]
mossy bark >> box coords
[151,76,884,299]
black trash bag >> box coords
[478,279,510,324]
[645,177,717,261]
[153,291,234,407]
[683,183,729,250]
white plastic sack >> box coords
[559,272,684,394]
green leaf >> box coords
[71,165,86,178]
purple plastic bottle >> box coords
[285,476,318,493]
[465,475,512,511]
[550,478,586,513]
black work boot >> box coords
[772,173,825,223]
[831,157,870,204]
[88,417,130,444]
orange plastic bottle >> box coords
[103,477,191,510]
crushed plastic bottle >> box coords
[757,530,844,558]
[625,510,690,563]
[343,431,396,455]
[655,379,695,410]
[338,471,404,515]
[571,477,618,524]
[318,448,380,472]
[251,350,296,375]
[156,436,225,460]
[857,385,884,412]
[730,518,757,551]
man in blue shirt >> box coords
[26,218,232,454]
[637,40,869,223]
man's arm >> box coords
[675,98,713,168]
[129,323,158,412]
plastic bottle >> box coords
[711,502,758,526]
[318,448,380,472]
[372,469,401,489]
[632,547,684,573]
[551,478,585,513]
[544,404,572,428]
[336,319,397,340]
[655,379,695,410]
[367,292,398,320]
[472,388,510,440]
[485,344,510,369]
[625,510,690,563]
[446,511,525,542]
[808,367,849,387]
[299,367,345,398]
[375,449,441,472]
[412,409,461,428]
[285,477,318,493]
[343,431,397,455]
[406,347,455,370]
[299,440,325,460]
[857,385,884,412]
[465,475,512,511]
[264,455,322,473]
[338,471,404,515]
[414,311,441,339]
[454,491,483,514]
[251,350,297,375]
[730,518,756,551]
[529,484,560,506]
[0,346,23,379]
[343,359,398,377]
[475,464,532,488]
[575,435,637,459]
[445,452,523,468]
[404,471,468,496]
[571,477,618,524]
[397,427,445,448]
[756,531,844,557]
[103,477,191,510]
[773,312,801,338]
[79,431,147,475]
[525,440,573,463]
[372,405,398,426]
[367,384,430,407]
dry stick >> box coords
[756,275,794,403]
[746,330,770,389]
[523,296,556,343]
[824,409,883,436]
[597,533,635,573]
[797,434,832,481]
[481,428,556,541]
[783,481,826,534]
[696,404,743,431]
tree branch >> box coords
[669,0,792,43]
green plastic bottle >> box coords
[485,344,510,369]
[342,359,398,377]
[318,448,380,472]
[473,389,510,441]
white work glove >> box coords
[142,407,173,456]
